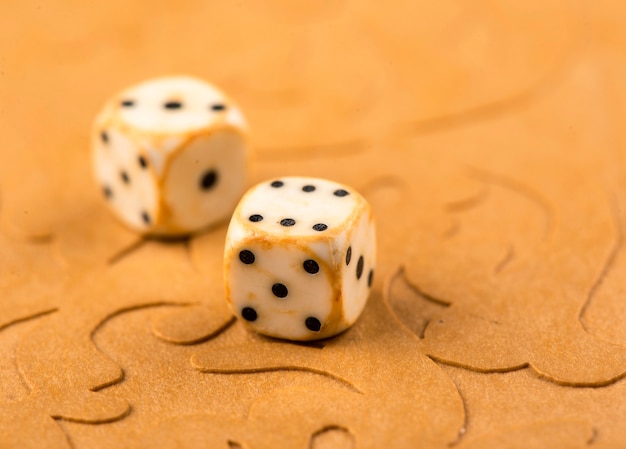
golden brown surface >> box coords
[1,0,626,447]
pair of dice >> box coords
[93,76,376,341]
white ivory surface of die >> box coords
[146,148,166,178]
[341,212,376,323]
[225,176,375,341]
[143,136,183,177]
[164,131,247,231]
[117,76,227,134]
[224,106,248,130]
[238,177,359,238]
[227,243,335,341]
[93,129,158,231]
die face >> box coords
[341,212,376,324]
[226,242,339,340]
[92,75,249,235]
[116,76,246,135]
[225,177,376,341]
[237,177,360,238]
[162,131,248,232]
[93,128,159,231]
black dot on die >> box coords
[368,269,374,288]
[164,101,183,110]
[272,283,288,298]
[303,259,319,274]
[120,99,135,107]
[346,246,352,265]
[141,211,151,225]
[242,307,257,322]
[334,189,350,197]
[312,223,328,232]
[100,131,109,144]
[102,186,113,199]
[356,256,364,280]
[211,103,226,111]
[271,180,284,188]
[239,250,255,265]
[280,218,296,227]
[138,155,148,169]
[200,170,218,190]
[302,185,316,192]
[249,214,263,222]
[120,171,130,184]
[305,317,321,332]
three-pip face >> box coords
[225,177,376,341]
[92,75,250,236]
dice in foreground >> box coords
[224,177,376,341]
[92,75,250,236]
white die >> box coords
[92,75,250,236]
[224,177,376,341]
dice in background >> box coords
[225,177,376,341]
[92,75,250,236]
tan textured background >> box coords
[2,0,626,447]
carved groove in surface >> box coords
[467,167,554,237]
[309,425,355,449]
[578,194,622,331]
[0,309,57,333]
[200,367,362,395]
[259,140,366,161]
[385,268,449,340]
[445,185,490,213]
[396,58,569,137]
[493,245,515,275]
[89,303,192,391]
[445,375,469,447]
[107,238,146,266]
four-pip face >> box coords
[92,75,250,236]
[224,177,376,341]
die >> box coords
[224,177,376,341]
[92,75,250,236]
